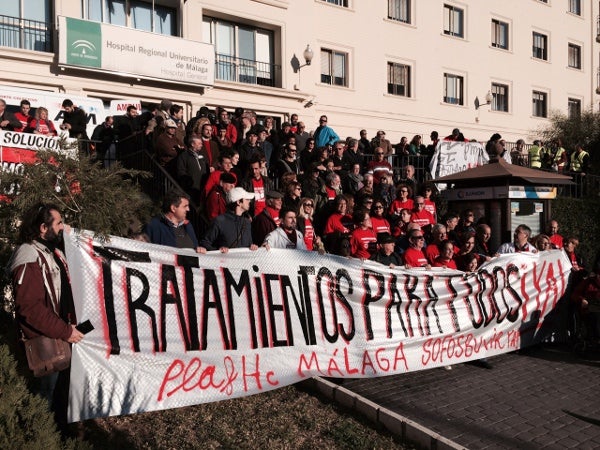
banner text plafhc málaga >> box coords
[65,231,570,421]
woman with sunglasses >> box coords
[297,197,322,252]
[370,200,391,235]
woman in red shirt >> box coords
[370,200,391,235]
[31,107,58,136]
[433,240,458,269]
[349,209,377,259]
[323,195,352,236]
[297,197,322,251]
[392,208,412,237]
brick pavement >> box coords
[334,346,600,449]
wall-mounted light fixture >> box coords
[474,90,493,110]
[294,44,314,73]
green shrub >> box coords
[0,342,69,449]
[550,196,600,267]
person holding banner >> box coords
[497,224,538,254]
[403,228,430,269]
[199,187,258,253]
[31,107,58,136]
[0,98,21,130]
[14,99,35,132]
[145,190,204,253]
[8,203,84,433]
[263,208,307,250]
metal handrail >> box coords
[215,53,280,87]
[0,14,52,52]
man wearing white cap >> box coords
[199,187,258,253]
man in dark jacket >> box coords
[199,187,258,253]
[251,190,283,245]
[177,136,208,203]
[60,99,89,139]
[145,190,204,252]
[0,98,21,130]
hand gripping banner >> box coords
[64,229,571,422]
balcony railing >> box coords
[0,14,52,52]
[215,53,280,87]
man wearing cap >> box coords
[370,233,402,268]
[370,130,393,160]
[205,171,237,221]
[145,190,205,253]
[263,208,307,250]
[199,187,258,253]
[252,190,283,245]
[155,119,184,174]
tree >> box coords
[0,150,153,242]
[536,108,598,175]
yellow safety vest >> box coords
[529,145,541,168]
[570,150,588,172]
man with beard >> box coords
[263,208,307,250]
[8,203,84,433]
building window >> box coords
[568,43,582,69]
[0,0,52,52]
[203,17,279,87]
[491,83,508,112]
[388,0,410,24]
[322,0,348,7]
[532,91,548,118]
[443,4,464,38]
[569,0,581,15]
[443,73,464,105]
[387,62,411,97]
[85,0,176,36]
[568,98,581,118]
[491,19,508,50]
[321,49,348,87]
[532,32,548,60]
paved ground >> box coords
[336,345,600,449]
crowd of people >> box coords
[5,98,599,436]
[0,98,89,139]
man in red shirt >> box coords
[241,158,274,217]
[403,228,430,268]
[14,99,35,132]
[366,147,393,184]
[425,224,447,264]
[410,196,435,232]
[546,219,564,249]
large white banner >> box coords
[64,230,571,422]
